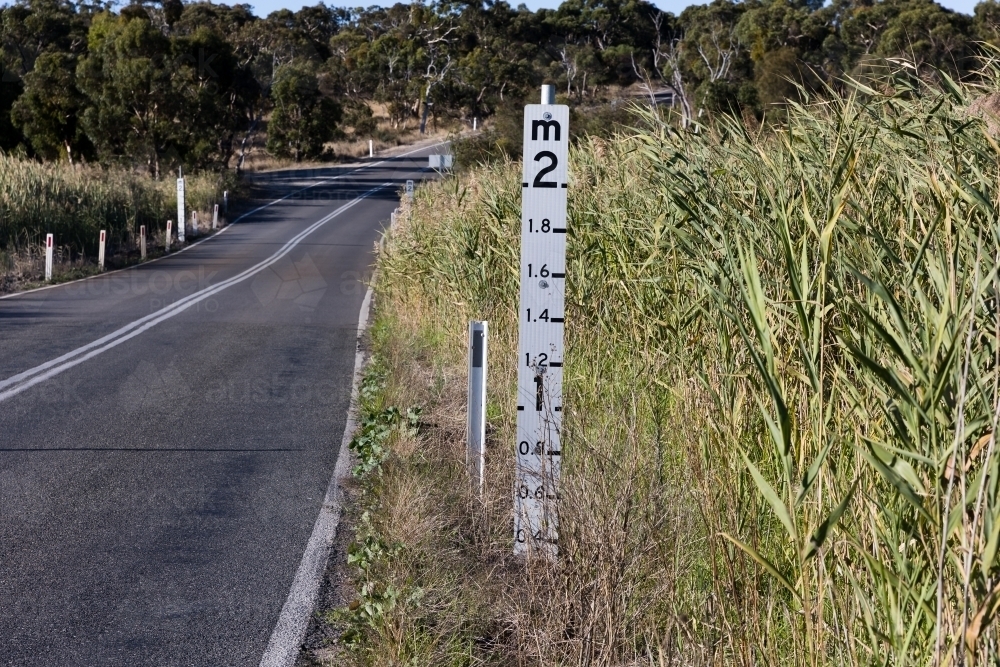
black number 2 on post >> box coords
[532,151,558,188]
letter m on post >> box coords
[532,120,561,141]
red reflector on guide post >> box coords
[46,235,52,248]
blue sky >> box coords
[247,0,979,18]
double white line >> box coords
[0,182,390,405]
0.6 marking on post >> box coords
[515,100,568,557]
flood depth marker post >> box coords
[515,84,567,557]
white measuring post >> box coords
[467,321,488,494]
[212,204,219,230]
[405,180,414,201]
[166,220,172,252]
[140,225,146,259]
[514,85,568,557]
[44,233,53,281]
[98,229,106,270]
[176,175,186,243]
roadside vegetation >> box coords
[328,63,1000,666]
[0,156,232,292]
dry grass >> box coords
[338,236,710,667]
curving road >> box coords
[0,146,442,666]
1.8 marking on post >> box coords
[515,101,569,557]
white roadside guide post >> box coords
[369,139,373,158]
[223,190,229,216]
[98,230,106,270]
[515,84,567,557]
[213,204,219,230]
[405,180,414,201]
[474,117,478,131]
[176,171,186,243]
[140,225,146,259]
[467,321,488,493]
[44,233,53,281]
[166,220,172,252]
[191,210,199,237]
[428,155,454,170]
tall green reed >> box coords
[0,154,230,257]
[378,62,1000,665]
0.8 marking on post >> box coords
[515,102,569,556]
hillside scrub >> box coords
[8,0,1000,173]
[336,64,1000,666]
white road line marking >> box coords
[258,277,375,667]
[0,184,389,404]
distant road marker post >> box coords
[429,155,453,170]
[176,175,186,243]
[515,84,568,557]
[166,220,172,252]
[406,180,414,201]
[98,230,106,270]
[44,234,53,281]
[140,225,146,260]
[213,204,219,230]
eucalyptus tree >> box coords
[266,59,341,160]
[10,50,89,161]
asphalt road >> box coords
[0,147,440,666]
